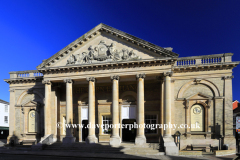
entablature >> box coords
[38,58,176,75]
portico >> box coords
[4,23,239,155]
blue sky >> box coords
[0,0,239,102]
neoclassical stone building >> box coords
[4,24,239,155]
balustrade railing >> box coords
[10,70,43,79]
[175,53,232,66]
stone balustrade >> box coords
[174,53,233,66]
[9,70,43,79]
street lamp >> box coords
[174,131,181,150]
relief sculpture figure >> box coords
[66,40,141,65]
[66,54,76,65]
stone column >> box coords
[110,75,121,146]
[163,72,172,138]
[223,76,236,149]
[62,79,75,143]
[86,77,98,143]
[7,89,16,144]
[135,73,146,145]
[42,80,52,136]
[163,72,178,155]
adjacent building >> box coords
[4,24,239,155]
[0,99,9,139]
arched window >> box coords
[191,104,204,132]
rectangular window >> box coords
[5,105,8,112]
[102,115,112,134]
[145,115,157,134]
[4,116,8,124]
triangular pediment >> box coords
[22,100,38,107]
[37,23,178,69]
[186,92,212,100]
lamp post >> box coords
[174,131,181,150]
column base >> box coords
[86,135,98,144]
[62,136,76,144]
[110,136,121,146]
[163,137,178,155]
[135,135,146,146]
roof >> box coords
[0,99,9,105]
[37,23,179,69]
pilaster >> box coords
[7,89,17,144]
[222,76,236,150]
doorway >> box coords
[122,119,136,142]
[82,120,88,141]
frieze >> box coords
[66,40,141,65]
[74,84,137,94]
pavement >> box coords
[0,148,238,160]
[0,139,238,160]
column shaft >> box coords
[135,74,146,145]
[110,75,121,146]
[164,74,171,137]
[63,79,75,143]
[66,82,73,124]
[86,77,98,143]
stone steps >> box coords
[43,142,164,156]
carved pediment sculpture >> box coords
[66,40,141,65]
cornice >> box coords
[38,58,176,75]
[173,62,239,73]
[4,77,43,85]
[37,23,178,69]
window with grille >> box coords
[5,105,8,112]
[4,116,8,124]
[102,115,112,134]
[145,115,157,134]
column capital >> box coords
[184,99,189,109]
[86,77,95,82]
[222,76,234,80]
[163,72,173,77]
[9,89,15,92]
[136,73,146,79]
[111,75,120,81]
[42,80,51,85]
[64,79,73,83]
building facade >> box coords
[4,24,239,154]
[0,99,9,139]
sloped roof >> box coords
[37,23,179,69]
[0,99,9,105]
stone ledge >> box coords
[214,150,236,157]
[179,151,202,156]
